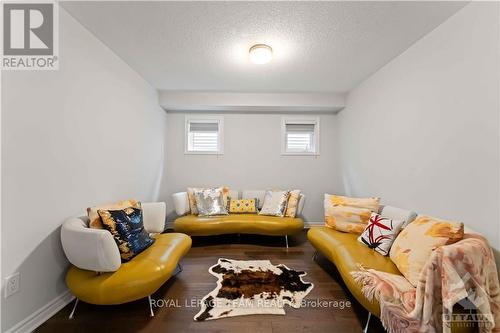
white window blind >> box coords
[186,117,223,154]
[285,124,315,152]
[282,118,319,155]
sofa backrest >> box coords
[60,202,166,272]
[379,205,417,228]
[241,190,266,208]
[172,190,306,217]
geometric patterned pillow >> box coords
[324,194,380,234]
[389,215,464,286]
[358,213,405,256]
[228,198,258,214]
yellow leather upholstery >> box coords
[66,233,191,305]
[307,227,398,316]
[174,214,304,236]
[308,227,477,333]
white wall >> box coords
[160,113,342,224]
[1,8,166,332]
[338,3,500,261]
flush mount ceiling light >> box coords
[249,44,273,64]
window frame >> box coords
[281,116,320,156]
[184,115,224,155]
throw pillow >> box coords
[87,199,138,229]
[194,188,229,217]
[228,198,258,214]
[259,190,290,217]
[187,187,203,215]
[285,190,301,218]
[187,186,230,215]
[98,202,155,262]
[389,215,464,286]
[358,212,405,256]
[379,205,418,229]
[324,194,380,234]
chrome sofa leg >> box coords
[363,312,372,333]
[68,298,79,319]
[285,235,289,249]
[148,295,155,317]
[171,262,183,277]
[312,250,318,261]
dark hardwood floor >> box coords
[36,231,386,333]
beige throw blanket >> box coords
[351,234,500,333]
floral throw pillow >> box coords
[324,194,380,234]
[358,213,405,256]
[389,215,464,286]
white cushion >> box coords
[297,194,305,216]
[242,190,266,209]
[61,217,121,272]
[227,190,239,200]
[142,202,166,233]
[380,205,417,228]
[172,192,190,215]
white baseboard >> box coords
[6,290,75,333]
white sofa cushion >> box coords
[242,190,266,209]
[380,205,417,228]
[61,217,122,272]
[227,190,239,200]
[142,202,166,233]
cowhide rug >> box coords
[194,258,314,321]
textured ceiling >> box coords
[61,1,467,92]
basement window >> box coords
[282,117,320,155]
[185,116,224,154]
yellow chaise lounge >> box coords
[308,223,476,333]
[172,190,305,247]
[61,202,191,318]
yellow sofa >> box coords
[61,202,192,318]
[174,214,304,237]
[172,190,306,247]
[66,233,191,305]
[308,226,476,333]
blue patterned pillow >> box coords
[98,202,155,262]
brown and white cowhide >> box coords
[194,258,314,321]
